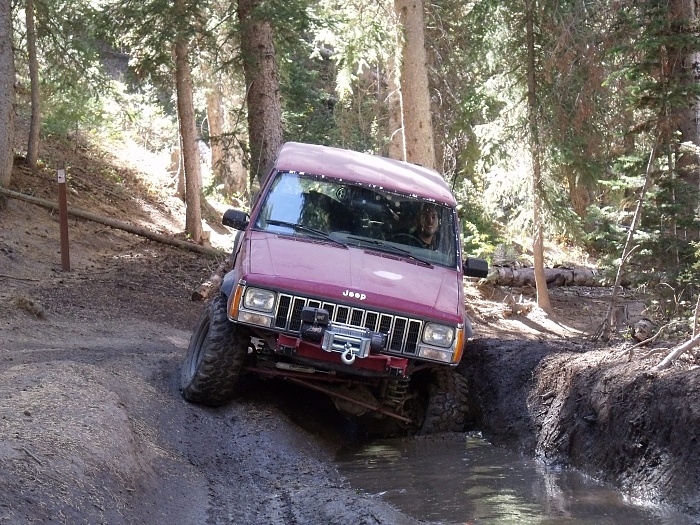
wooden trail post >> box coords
[57,165,70,271]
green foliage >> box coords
[41,82,106,136]
[427,1,515,182]
[582,204,629,261]
[12,0,114,138]
[314,0,393,102]
[101,0,189,84]
[280,40,338,146]
[454,178,501,259]
[609,2,700,114]
[293,0,395,153]
[103,83,178,152]
[482,159,532,237]
[593,0,700,293]
[31,0,109,92]
[460,213,499,261]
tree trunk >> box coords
[669,0,700,241]
[238,0,283,186]
[172,143,185,201]
[205,84,247,198]
[525,0,551,313]
[394,0,435,170]
[205,83,231,193]
[25,0,40,169]
[532,196,552,311]
[671,0,700,155]
[228,143,248,198]
[174,28,203,243]
[566,172,592,219]
[221,87,249,197]
[385,52,405,161]
[0,0,14,187]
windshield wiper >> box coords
[346,236,433,266]
[266,220,347,248]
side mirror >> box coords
[222,209,250,231]
[463,257,489,278]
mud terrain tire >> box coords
[181,294,248,406]
[420,368,469,434]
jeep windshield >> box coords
[253,171,459,268]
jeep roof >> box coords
[274,142,457,206]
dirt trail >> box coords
[1,331,426,524]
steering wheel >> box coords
[389,233,424,247]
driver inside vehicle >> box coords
[413,203,440,250]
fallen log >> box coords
[488,266,605,288]
[0,187,223,257]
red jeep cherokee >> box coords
[181,142,488,435]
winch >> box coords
[299,306,387,365]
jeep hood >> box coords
[243,232,462,321]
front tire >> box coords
[181,294,248,406]
[420,368,470,434]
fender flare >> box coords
[221,269,239,299]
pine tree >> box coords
[0,0,13,186]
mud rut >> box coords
[0,316,426,525]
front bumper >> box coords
[276,333,409,378]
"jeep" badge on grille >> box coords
[342,290,366,300]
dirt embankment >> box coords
[460,338,700,519]
[1,139,699,523]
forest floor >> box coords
[1,133,699,524]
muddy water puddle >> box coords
[335,433,695,524]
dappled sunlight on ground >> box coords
[466,281,646,341]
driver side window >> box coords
[299,192,332,232]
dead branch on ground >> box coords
[652,332,700,372]
[0,274,40,281]
[191,254,235,301]
[0,187,223,257]
[639,346,670,360]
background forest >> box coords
[1,0,700,333]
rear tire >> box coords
[420,368,469,434]
[181,294,248,406]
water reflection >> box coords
[335,432,695,525]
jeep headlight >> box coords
[422,323,455,348]
[243,287,276,312]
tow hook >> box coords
[341,344,356,365]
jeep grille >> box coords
[274,293,423,355]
